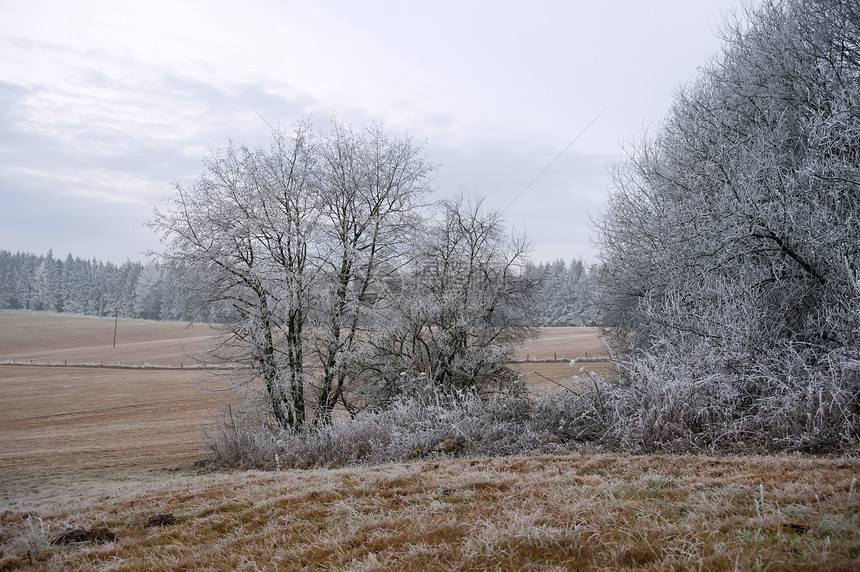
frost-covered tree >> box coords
[0,250,15,308]
[307,119,433,426]
[595,0,860,449]
[152,122,318,430]
[60,255,91,314]
[152,117,434,431]
[364,195,537,403]
[524,258,599,326]
[133,263,165,320]
[29,250,63,312]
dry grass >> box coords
[1,454,858,570]
[2,311,859,570]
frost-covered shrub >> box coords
[204,360,859,470]
[205,383,575,470]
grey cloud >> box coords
[0,60,329,262]
[421,131,614,262]
[1,37,613,264]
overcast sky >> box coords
[0,0,746,264]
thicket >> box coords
[206,359,858,470]
[204,380,596,469]
[594,0,860,452]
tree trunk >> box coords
[259,296,291,431]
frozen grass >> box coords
[1,454,858,570]
[204,387,551,470]
[592,352,860,454]
[204,366,860,472]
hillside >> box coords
[0,310,216,367]
[1,311,858,570]
[2,453,859,570]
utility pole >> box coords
[113,308,118,348]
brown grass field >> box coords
[1,310,858,570]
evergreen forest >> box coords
[0,249,598,327]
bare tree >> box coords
[151,122,317,431]
[368,194,538,401]
[307,119,434,426]
[152,117,434,431]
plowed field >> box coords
[0,311,605,497]
[0,312,222,500]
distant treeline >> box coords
[0,249,600,326]
[0,250,199,321]
[522,258,600,327]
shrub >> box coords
[204,358,859,471]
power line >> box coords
[502,107,607,214]
[254,109,276,131]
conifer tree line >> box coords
[0,249,200,321]
[0,249,600,327]
[523,258,599,326]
